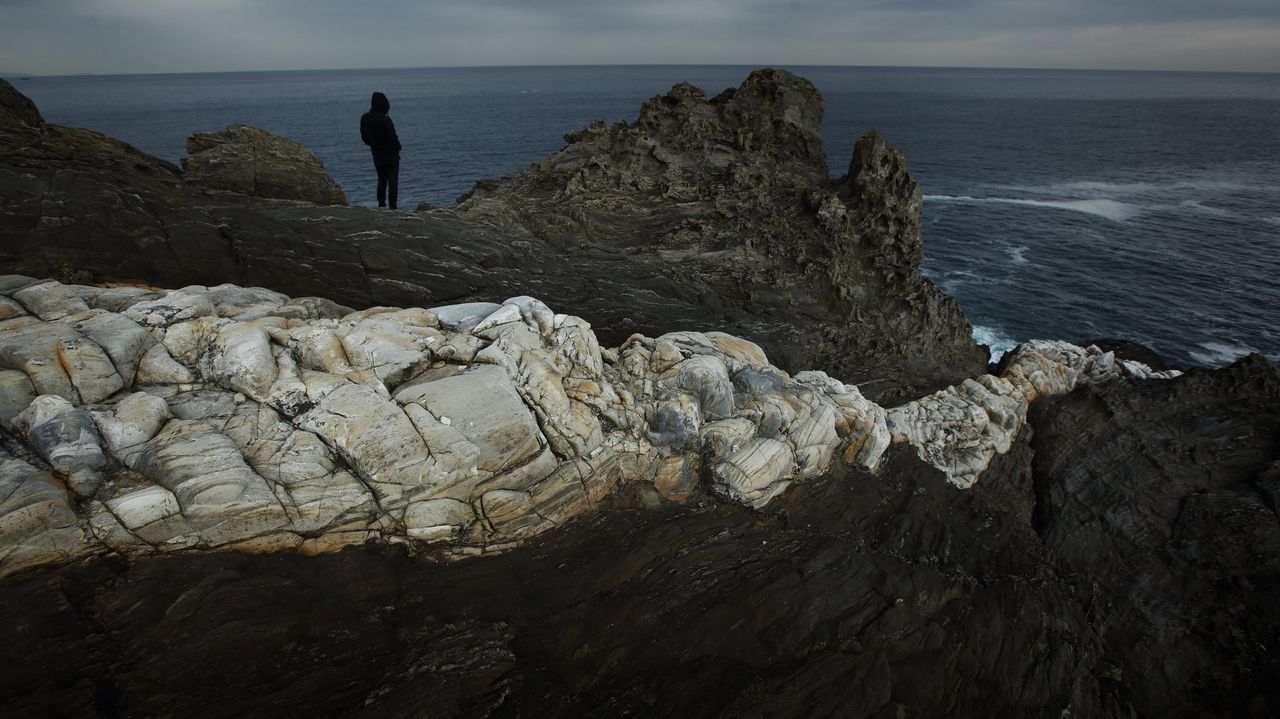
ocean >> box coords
[10,65,1280,368]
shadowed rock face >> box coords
[2,353,1278,719]
[0,70,985,403]
[1030,355,1280,716]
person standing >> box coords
[360,91,401,209]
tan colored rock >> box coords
[713,437,795,508]
[56,335,125,404]
[136,343,196,385]
[0,320,80,400]
[296,381,438,505]
[135,420,289,546]
[404,498,475,541]
[0,453,88,574]
[72,309,156,386]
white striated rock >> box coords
[12,280,90,320]
[135,420,289,546]
[713,437,795,508]
[0,279,1189,578]
[431,302,502,332]
[198,321,279,401]
[295,381,435,505]
[15,395,107,497]
[91,392,170,469]
[397,364,545,475]
[888,340,1181,488]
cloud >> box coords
[1,0,1278,74]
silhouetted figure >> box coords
[360,91,401,209]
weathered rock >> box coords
[888,340,1181,488]
[183,124,348,206]
[14,395,107,497]
[0,452,86,576]
[0,279,919,575]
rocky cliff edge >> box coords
[0,70,985,404]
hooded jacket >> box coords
[360,91,401,165]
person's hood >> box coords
[370,91,390,114]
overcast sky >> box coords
[2,0,1278,76]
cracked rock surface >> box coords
[2,348,1276,717]
[0,278,901,577]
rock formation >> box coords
[0,276,1195,582]
[0,71,985,403]
[183,124,348,205]
[0,284,1274,711]
[0,277,888,577]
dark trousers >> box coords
[375,160,399,209]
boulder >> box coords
[182,124,348,205]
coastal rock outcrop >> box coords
[1,339,1275,718]
[0,278,901,577]
[2,70,1278,718]
[888,339,1181,488]
[183,124,348,205]
[0,277,1200,582]
[0,71,985,403]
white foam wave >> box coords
[1007,245,1030,265]
[972,324,1019,363]
[1188,340,1258,367]
[1177,199,1237,218]
[925,194,1139,222]
[1261,216,1280,226]
[1001,178,1259,197]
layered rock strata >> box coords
[1,278,1176,579]
[0,71,985,403]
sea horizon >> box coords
[7,61,1280,81]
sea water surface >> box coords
[11,66,1280,368]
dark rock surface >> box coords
[0,71,984,403]
[2,357,1278,718]
[183,124,348,206]
[1030,354,1280,717]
